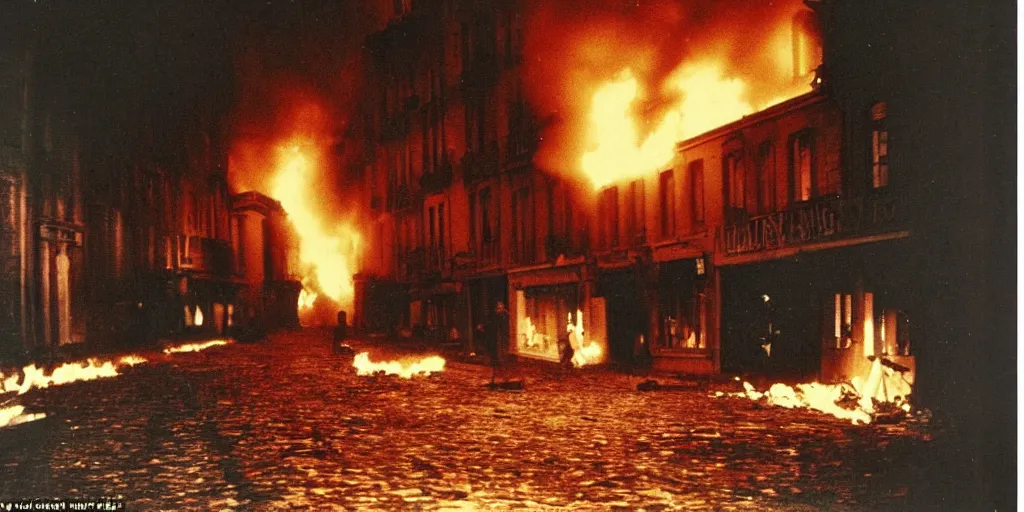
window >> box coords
[725,151,745,212]
[790,131,814,201]
[468,192,477,249]
[755,142,775,214]
[598,187,619,249]
[479,187,492,243]
[659,170,675,239]
[871,102,889,188]
[438,203,445,262]
[689,160,705,226]
[428,206,436,262]
[626,179,644,245]
[511,187,532,263]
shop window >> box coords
[659,269,707,352]
[832,293,854,348]
[516,286,577,361]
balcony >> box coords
[418,159,453,194]
[503,128,538,170]
[719,191,907,256]
[165,235,233,277]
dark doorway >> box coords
[721,259,826,380]
[598,270,646,367]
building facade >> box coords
[0,4,299,363]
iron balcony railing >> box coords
[719,191,907,256]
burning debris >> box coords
[2,358,126,395]
[352,352,445,379]
[162,339,230,355]
[720,358,914,425]
[0,405,46,429]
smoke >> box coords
[228,0,376,223]
[522,0,811,179]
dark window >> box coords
[689,160,705,226]
[790,131,814,201]
[598,187,619,249]
[755,142,775,213]
[438,203,445,261]
[871,102,889,188]
[626,179,644,245]
[659,170,675,239]
[725,152,745,211]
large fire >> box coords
[524,0,820,189]
[353,352,446,379]
[272,140,361,321]
[581,59,812,189]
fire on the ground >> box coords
[352,352,445,379]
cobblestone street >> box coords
[0,330,952,511]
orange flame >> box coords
[271,141,361,318]
[163,339,230,355]
[1,356,148,396]
[567,309,605,367]
[581,60,810,189]
[352,352,446,379]
[194,306,204,327]
[723,359,914,425]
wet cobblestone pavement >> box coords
[0,330,948,511]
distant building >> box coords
[230,191,302,332]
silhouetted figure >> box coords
[484,301,508,384]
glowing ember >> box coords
[163,339,230,355]
[353,352,445,379]
[194,306,204,327]
[0,405,46,429]
[567,309,605,367]
[273,142,361,318]
[726,359,914,425]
